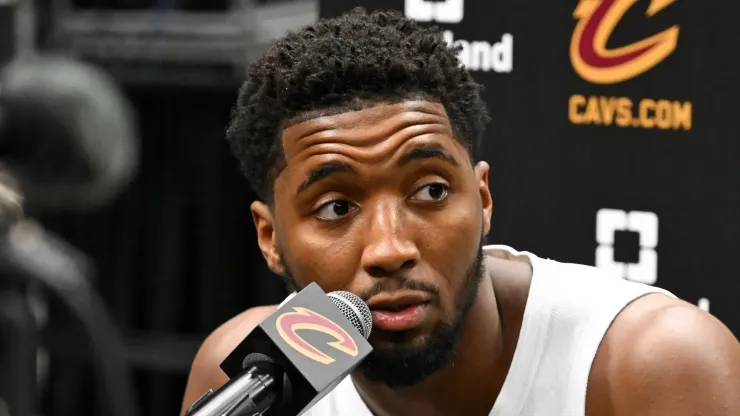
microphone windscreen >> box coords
[327,290,372,340]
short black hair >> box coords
[225,7,490,202]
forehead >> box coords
[280,100,459,163]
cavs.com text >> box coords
[568,94,692,131]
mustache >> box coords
[356,275,440,303]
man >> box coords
[181,8,740,416]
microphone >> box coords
[186,282,373,416]
[0,55,138,212]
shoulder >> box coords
[179,305,278,416]
[587,293,740,416]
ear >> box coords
[251,201,285,276]
[474,161,493,236]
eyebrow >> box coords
[296,145,459,195]
[297,161,353,194]
[397,145,459,167]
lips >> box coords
[367,292,432,332]
[366,292,432,311]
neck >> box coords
[351,270,511,416]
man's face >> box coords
[251,100,493,387]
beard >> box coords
[354,241,485,388]
[278,238,486,388]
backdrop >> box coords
[319,0,740,336]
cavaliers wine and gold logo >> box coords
[567,0,692,131]
[570,0,678,84]
[275,307,359,365]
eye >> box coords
[411,183,448,201]
[315,200,356,221]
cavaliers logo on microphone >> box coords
[276,307,359,365]
[570,0,679,84]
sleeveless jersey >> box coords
[301,245,674,416]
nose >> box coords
[361,200,420,277]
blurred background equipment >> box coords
[45,0,316,88]
[0,55,139,212]
[0,47,141,416]
[0,1,142,415]
[0,217,140,416]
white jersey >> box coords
[301,245,674,416]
